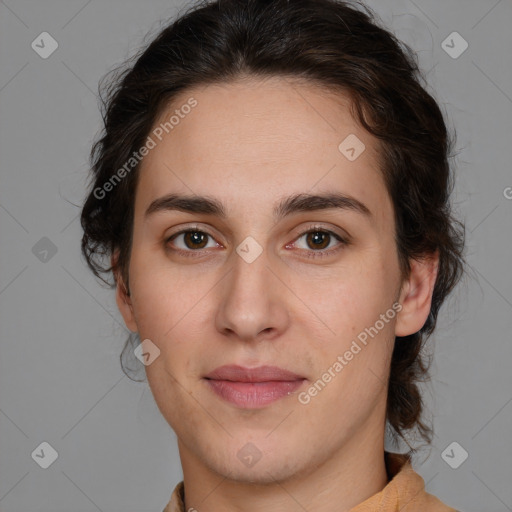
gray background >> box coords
[0,0,511,511]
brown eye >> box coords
[166,229,217,254]
[290,227,348,261]
[305,231,331,250]
[182,231,209,249]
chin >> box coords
[219,461,301,485]
[205,446,309,485]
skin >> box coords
[114,75,438,512]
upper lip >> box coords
[204,365,305,382]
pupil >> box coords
[308,231,329,250]
[186,231,207,249]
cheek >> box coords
[296,274,396,429]
[127,250,211,376]
[127,248,200,335]
[290,251,399,402]
[294,255,397,339]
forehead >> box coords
[135,76,392,226]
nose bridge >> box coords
[231,239,271,300]
[216,237,287,341]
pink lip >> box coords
[204,365,306,408]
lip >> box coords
[204,365,306,409]
[205,364,305,382]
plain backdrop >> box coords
[0,0,511,511]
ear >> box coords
[395,250,439,337]
[112,250,138,333]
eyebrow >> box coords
[144,192,372,221]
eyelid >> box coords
[165,223,222,250]
[290,222,350,243]
[287,224,349,259]
[164,222,350,257]
[166,223,216,239]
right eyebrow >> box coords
[145,194,226,218]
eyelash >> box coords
[165,224,349,260]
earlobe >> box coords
[112,252,138,333]
[394,250,439,337]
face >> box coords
[115,76,434,484]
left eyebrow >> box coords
[144,192,372,221]
[274,192,372,220]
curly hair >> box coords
[80,0,466,451]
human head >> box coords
[80,0,465,463]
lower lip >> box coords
[205,379,305,408]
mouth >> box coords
[203,365,307,409]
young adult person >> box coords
[80,1,466,510]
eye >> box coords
[165,224,349,260]
[165,227,220,256]
[288,226,348,260]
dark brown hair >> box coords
[80,0,465,451]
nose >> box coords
[215,243,290,344]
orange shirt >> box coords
[162,451,458,511]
